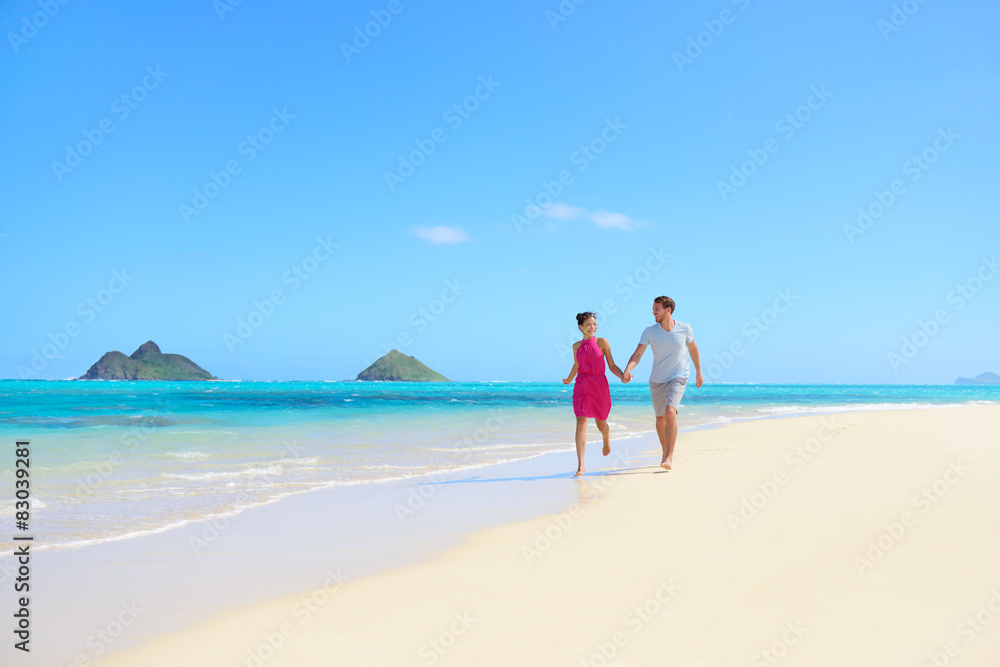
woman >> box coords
[562,312,626,476]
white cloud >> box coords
[540,202,640,230]
[411,225,472,244]
[540,203,585,220]
[589,210,634,230]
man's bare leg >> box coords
[574,416,588,476]
[596,419,610,456]
[654,407,678,470]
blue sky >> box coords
[1,0,997,382]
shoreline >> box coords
[1,427,659,665]
[2,445,589,557]
[9,396,986,558]
[6,380,997,558]
[2,403,997,665]
[86,404,1000,666]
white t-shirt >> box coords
[639,320,694,383]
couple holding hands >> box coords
[562,296,703,476]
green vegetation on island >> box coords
[955,372,1000,385]
[79,341,217,380]
[356,349,450,381]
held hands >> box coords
[622,371,632,383]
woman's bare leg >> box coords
[575,416,587,476]
[596,419,610,456]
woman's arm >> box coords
[598,338,625,380]
[562,342,581,384]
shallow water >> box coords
[1,380,996,550]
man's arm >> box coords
[622,343,646,383]
[687,340,703,388]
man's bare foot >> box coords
[660,457,672,471]
[574,467,585,477]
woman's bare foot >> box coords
[602,436,611,457]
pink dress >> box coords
[572,337,612,419]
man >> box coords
[622,296,702,470]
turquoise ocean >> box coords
[1,380,997,552]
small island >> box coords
[356,349,449,381]
[955,372,1000,385]
[78,341,217,380]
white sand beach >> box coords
[84,405,1000,666]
